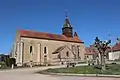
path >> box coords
[0,64,120,80]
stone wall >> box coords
[13,37,85,66]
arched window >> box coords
[66,51,69,57]
[44,47,47,54]
[30,46,33,54]
[77,46,80,57]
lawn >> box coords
[39,64,120,75]
[0,62,10,69]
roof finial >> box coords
[74,32,78,37]
[65,8,68,18]
[117,37,120,44]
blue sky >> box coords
[0,0,120,54]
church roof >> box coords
[18,29,83,43]
[112,43,120,52]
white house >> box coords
[108,39,120,60]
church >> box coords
[11,15,85,66]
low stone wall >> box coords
[39,71,120,78]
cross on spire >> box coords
[65,8,68,18]
[63,8,72,28]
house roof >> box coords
[85,46,111,55]
[18,29,83,43]
[112,43,120,52]
[106,47,111,53]
[52,46,66,54]
[85,47,99,55]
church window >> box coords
[30,46,33,54]
[66,51,69,57]
[77,46,80,57]
[44,47,47,54]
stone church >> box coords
[11,16,85,66]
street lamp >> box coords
[94,37,111,71]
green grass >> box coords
[39,64,120,75]
[0,62,10,69]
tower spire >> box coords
[62,8,73,37]
[63,8,71,28]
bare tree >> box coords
[94,37,111,71]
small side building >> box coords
[85,46,99,61]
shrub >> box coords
[111,63,116,64]
[10,58,16,65]
[94,65,101,70]
[6,58,16,67]
[5,58,11,67]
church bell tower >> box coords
[62,11,73,37]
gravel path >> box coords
[0,64,120,80]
